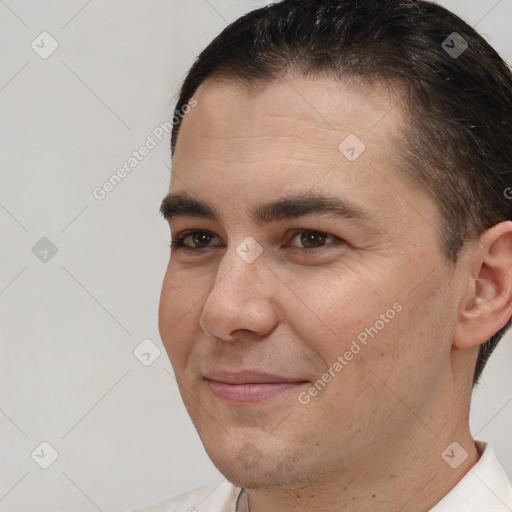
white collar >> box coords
[430,440,512,511]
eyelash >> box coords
[169,230,344,255]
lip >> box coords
[204,370,307,384]
[203,370,309,403]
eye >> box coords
[170,230,222,251]
[288,230,343,251]
[169,229,344,255]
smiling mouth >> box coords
[203,371,309,403]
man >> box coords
[132,0,512,510]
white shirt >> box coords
[129,441,512,512]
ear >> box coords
[454,221,512,349]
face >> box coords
[158,74,463,489]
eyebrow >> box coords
[159,191,371,225]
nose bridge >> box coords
[200,244,277,340]
[209,243,265,309]
[211,230,269,294]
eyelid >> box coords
[287,229,342,248]
[174,229,224,246]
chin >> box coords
[203,437,321,491]
[211,456,291,490]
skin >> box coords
[158,73,512,511]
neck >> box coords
[246,423,479,512]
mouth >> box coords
[203,371,309,403]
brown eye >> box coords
[170,231,223,250]
[188,232,215,248]
[290,230,335,249]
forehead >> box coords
[174,74,405,190]
[169,74,440,238]
[175,73,407,163]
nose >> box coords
[199,246,279,341]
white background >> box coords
[0,1,511,510]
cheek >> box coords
[283,263,447,403]
[281,266,394,362]
[158,267,202,368]
[158,269,177,337]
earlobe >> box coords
[454,222,512,349]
